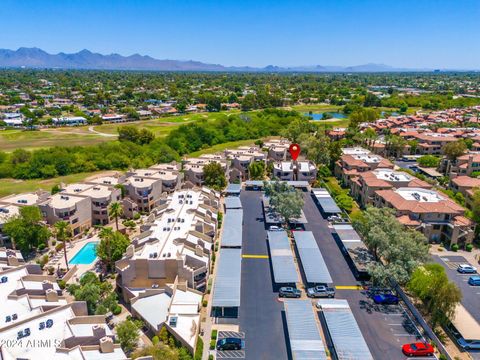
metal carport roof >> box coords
[284,300,328,360]
[293,231,332,284]
[211,248,242,307]
[317,299,373,360]
[226,183,242,195]
[267,230,298,284]
[332,224,361,242]
[221,209,243,247]
[224,196,242,210]
[311,188,341,214]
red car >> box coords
[402,342,434,357]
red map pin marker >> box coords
[289,143,301,161]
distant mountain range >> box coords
[0,47,457,72]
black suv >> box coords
[216,337,243,351]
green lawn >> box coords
[0,171,106,197]
[290,104,343,112]
[188,139,257,157]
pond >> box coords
[304,112,347,120]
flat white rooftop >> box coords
[88,176,121,186]
[1,193,40,206]
[135,190,211,260]
[352,154,382,163]
[342,147,371,155]
[0,204,20,224]
[396,187,444,202]
[49,193,85,209]
[373,168,411,182]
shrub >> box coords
[37,243,46,251]
[51,240,56,246]
[152,335,159,345]
[202,300,208,307]
[439,354,447,360]
[55,242,64,252]
[57,279,66,289]
[133,213,141,220]
[465,243,473,252]
[194,337,204,360]
[210,339,216,350]
[211,329,218,340]
[112,305,122,315]
[47,266,55,275]
[451,244,459,252]
[209,355,214,360]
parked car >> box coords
[307,285,335,298]
[216,338,243,351]
[457,338,480,350]
[373,293,399,305]
[269,225,282,231]
[402,342,434,357]
[468,275,480,286]
[457,264,477,274]
[279,287,301,298]
[327,215,342,222]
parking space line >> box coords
[335,285,363,290]
[241,254,269,259]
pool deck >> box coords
[47,235,100,283]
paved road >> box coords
[303,192,423,360]
[239,191,289,360]
[432,255,480,324]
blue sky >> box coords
[2,0,479,69]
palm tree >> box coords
[109,202,123,231]
[99,227,114,272]
[54,221,72,271]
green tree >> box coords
[3,206,51,253]
[116,319,140,353]
[263,181,304,225]
[408,263,462,327]
[109,202,123,231]
[54,220,72,271]
[248,161,265,180]
[417,155,440,168]
[97,230,130,271]
[443,140,467,160]
[281,118,313,143]
[298,132,331,166]
[354,207,429,285]
[67,271,118,315]
[203,162,227,191]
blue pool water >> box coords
[304,112,347,120]
[70,242,98,265]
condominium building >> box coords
[130,280,203,353]
[374,187,474,245]
[224,146,266,180]
[39,193,92,237]
[183,155,228,186]
[61,183,122,226]
[0,191,50,245]
[272,161,317,182]
[264,139,291,161]
[0,247,25,269]
[148,162,182,192]
[450,176,480,209]
[116,188,219,301]
[446,153,480,177]
[412,133,458,155]
[334,151,393,185]
[124,169,164,213]
[0,265,126,359]
[351,168,432,208]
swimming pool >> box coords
[70,242,98,265]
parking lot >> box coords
[239,191,289,360]
[302,192,433,360]
[433,255,480,324]
[236,190,436,360]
